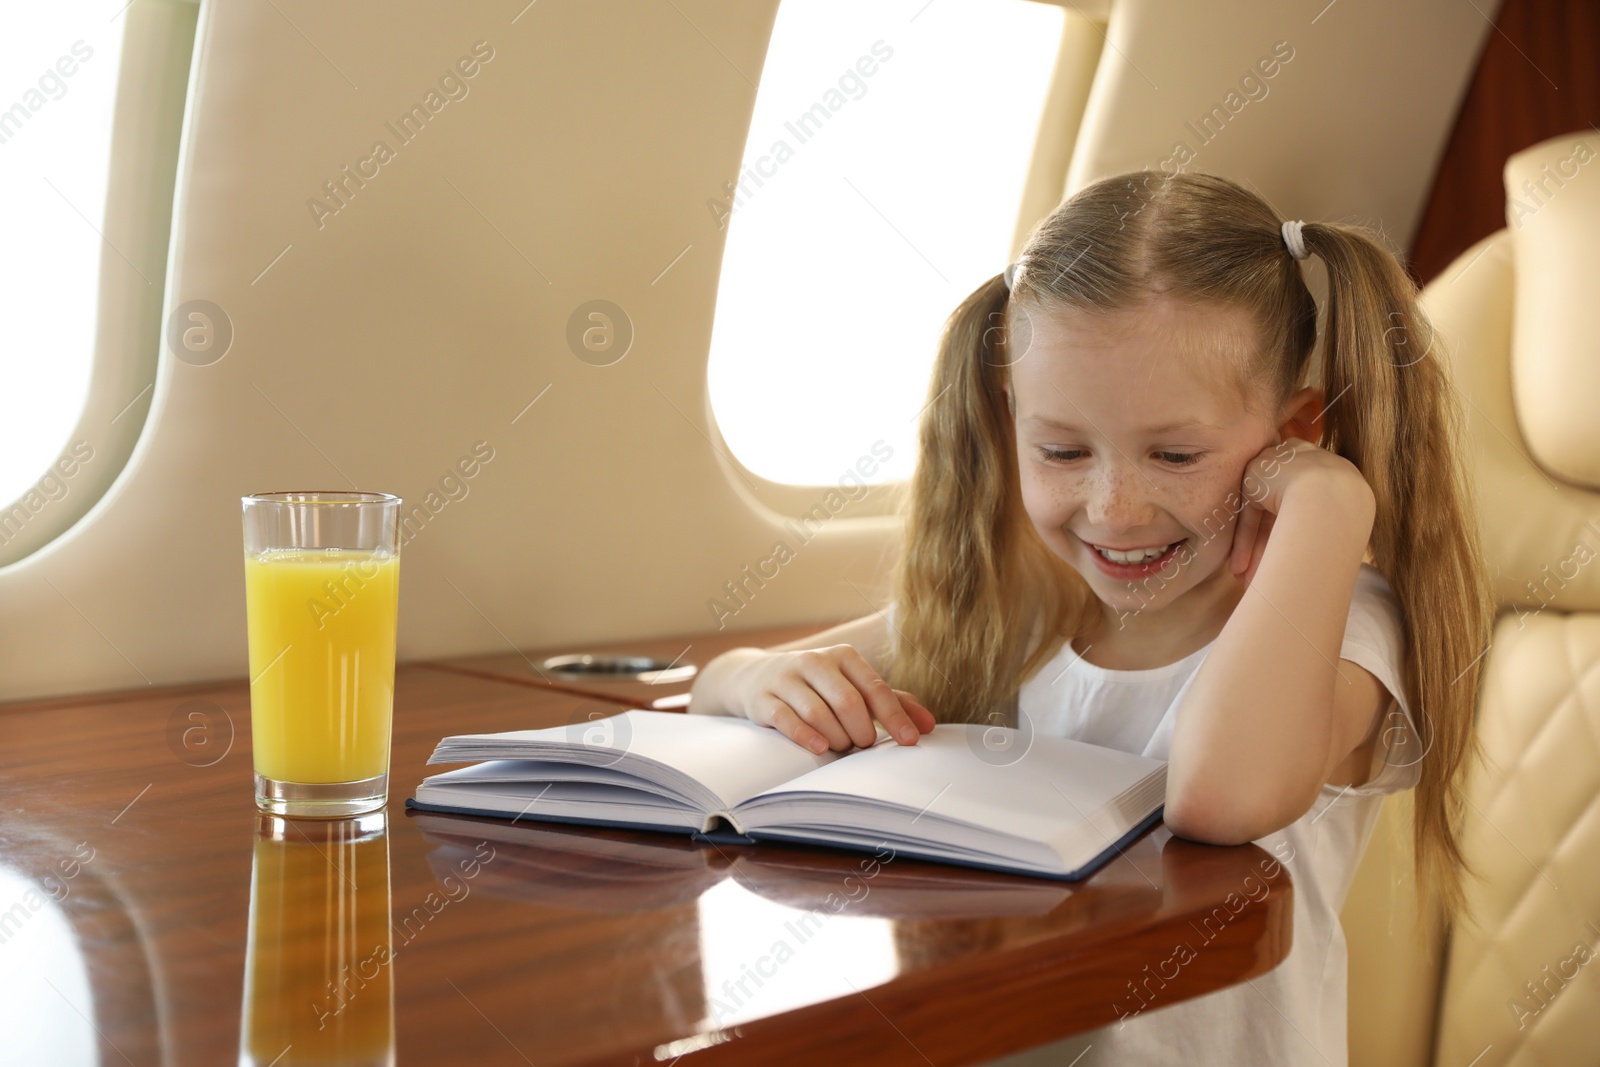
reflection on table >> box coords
[414,813,1153,1033]
[242,812,394,1067]
[415,814,1080,920]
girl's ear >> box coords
[1277,386,1325,445]
[1001,383,1016,418]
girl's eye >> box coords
[1038,448,1200,466]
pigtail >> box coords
[886,273,1094,725]
[1304,223,1496,926]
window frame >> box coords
[699,0,1108,521]
[0,0,200,569]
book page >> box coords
[430,710,848,813]
[734,724,1165,857]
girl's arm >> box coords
[1165,440,1388,845]
[687,612,935,752]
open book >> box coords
[407,709,1167,881]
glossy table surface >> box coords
[419,620,831,708]
[0,626,1293,1066]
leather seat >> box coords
[1343,130,1600,1067]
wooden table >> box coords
[0,628,1293,1066]
[417,620,833,708]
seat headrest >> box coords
[1506,132,1600,489]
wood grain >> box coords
[418,621,837,708]
[1408,0,1600,285]
[0,665,1291,1066]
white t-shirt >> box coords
[895,562,1418,1067]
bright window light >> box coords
[706,0,1064,486]
[694,877,899,1028]
[0,3,127,505]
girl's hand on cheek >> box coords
[1228,437,1373,584]
[735,645,937,753]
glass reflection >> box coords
[241,812,394,1067]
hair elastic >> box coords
[1002,262,1018,290]
[1281,219,1310,260]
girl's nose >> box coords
[1085,466,1156,533]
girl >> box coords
[687,171,1493,1065]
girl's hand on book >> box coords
[1229,436,1376,585]
[737,645,936,754]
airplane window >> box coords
[0,5,127,505]
[0,864,98,1065]
[706,0,1065,486]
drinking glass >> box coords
[242,491,401,817]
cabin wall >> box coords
[0,0,1495,702]
[1065,0,1491,248]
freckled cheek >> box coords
[1018,472,1077,538]
[1175,476,1244,555]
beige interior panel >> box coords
[1066,0,1492,245]
[1010,8,1104,256]
[0,0,902,701]
[0,1,1503,701]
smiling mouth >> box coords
[1081,536,1186,565]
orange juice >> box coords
[245,548,400,783]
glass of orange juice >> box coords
[242,491,401,817]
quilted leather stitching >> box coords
[1434,613,1600,1066]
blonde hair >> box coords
[887,171,1494,925]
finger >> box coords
[833,649,920,745]
[790,650,877,748]
[775,682,855,751]
[805,664,883,748]
[895,693,937,733]
[892,689,938,733]
[1241,466,1268,504]
[764,698,833,755]
[1231,503,1262,575]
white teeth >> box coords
[1094,541,1176,564]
